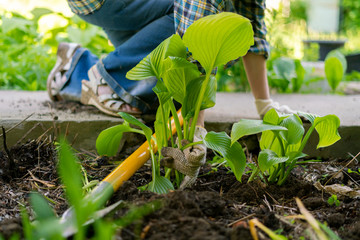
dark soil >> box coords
[45,100,104,115]
[1,133,359,240]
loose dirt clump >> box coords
[45,100,103,115]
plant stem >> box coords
[169,101,183,148]
[180,141,203,151]
[268,165,280,182]
[299,125,315,153]
[131,128,146,135]
[165,168,172,179]
[168,117,174,147]
[183,120,189,140]
[277,125,317,186]
[279,162,285,180]
[268,135,276,149]
[160,104,169,147]
[148,140,159,176]
[274,132,285,156]
[278,157,297,185]
[189,72,211,142]
[175,170,182,188]
[248,167,260,183]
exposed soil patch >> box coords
[0,135,359,239]
[45,100,158,124]
[45,100,104,115]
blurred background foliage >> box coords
[218,0,360,94]
[0,0,359,93]
[0,1,113,90]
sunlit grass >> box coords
[38,14,69,33]
[0,0,72,17]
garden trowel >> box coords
[60,110,183,237]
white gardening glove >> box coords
[255,99,297,119]
[160,126,207,189]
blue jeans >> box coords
[61,0,174,113]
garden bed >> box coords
[0,136,359,239]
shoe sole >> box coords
[47,43,80,101]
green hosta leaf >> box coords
[203,75,217,111]
[152,79,171,105]
[183,12,254,74]
[298,112,319,124]
[148,175,174,194]
[258,149,289,172]
[293,59,305,92]
[30,192,56,221]
[260,129,303,156]
[154,101,171,150]
[286,142,302,154]
[325,57,344,91]
[325,50,347,91]
[181,77,203,121]
[231,119,287,145]
[260,131,282,155]
[162,56,201,104]
[203,131,246,181]
[118,112,153,142]
[313,115,341,148]
[273,57,296,82]
[126,34,187,80]
[260,130,275,149]
[96,124,134,156]
[326,50,347,73]
[154,119,165,150]
[182,75,216,120]
[268,77,290,93]
[279,114,304,145]
[263,108,281,125]
[287,151,307,161]
[32,218,64,240]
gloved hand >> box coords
[160,126,207,189]
[255,99,297,119]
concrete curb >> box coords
[1,91,359,159]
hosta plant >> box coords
[230,109,341,185]
[96,12,254,193]
[324,50,347,92]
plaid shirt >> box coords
[67,0,105,15]
[174,0,269,58]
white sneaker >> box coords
[255,99,297,119]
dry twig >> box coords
[2,126,15,171]
[28,170,56,188]
[227,213,256,227]
[324,151,360,186]
[0,113,34,137]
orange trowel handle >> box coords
[103,109,183,191]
